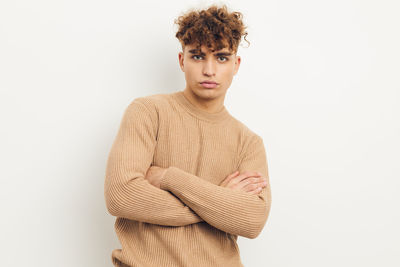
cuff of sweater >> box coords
[160,166,187,191]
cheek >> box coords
[184,70,197,84]
[184,65,198,79]
[221,63,235,74]
[220,68,234,80]
[184,68,193,78]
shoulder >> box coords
[128,92,171,113]
[121,93,172,135]
[123,93,174,123]
[121,93,171,129]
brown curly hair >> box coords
[174,4,249,54]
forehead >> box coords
[185,44,233,54]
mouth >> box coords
[199,80,219,89]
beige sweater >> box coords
[104,90,271,267]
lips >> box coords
[200,81,218,89]
[200,80,218,85]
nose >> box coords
[202,58,216,77]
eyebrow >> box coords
[188,49,233,57]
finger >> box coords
[242,180,267,191]
[225,170,240,182]
[229,170,240,178]
[234,171,262,183]
[248,186,263,195]
[244,177,266,185]
[236,177,258,188]
[220,170,239,186]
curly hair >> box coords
[174,4,249,54]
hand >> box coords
[145,165,167,189]
[219,170,268,195]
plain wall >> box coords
[0,0,399,266]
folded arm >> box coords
[160,135,272,239]
[104,98,203,226]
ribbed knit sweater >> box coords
[104,90,271,267]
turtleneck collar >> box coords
[170,90,231,123]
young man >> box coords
[104,4,272,267]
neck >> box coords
[182,88,226,114]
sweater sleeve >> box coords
[159,135,271,239]
[104,98,204,226]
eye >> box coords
[192,55,203,60]
[218,56,228,62]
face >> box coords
[178,43,241,101]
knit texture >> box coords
[104,90,272,267]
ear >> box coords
[178,52,184,72]
[233,55,241,75]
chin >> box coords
[195,88,219,99]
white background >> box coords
[1,0,399,266]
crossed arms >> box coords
[104,99,271,239]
